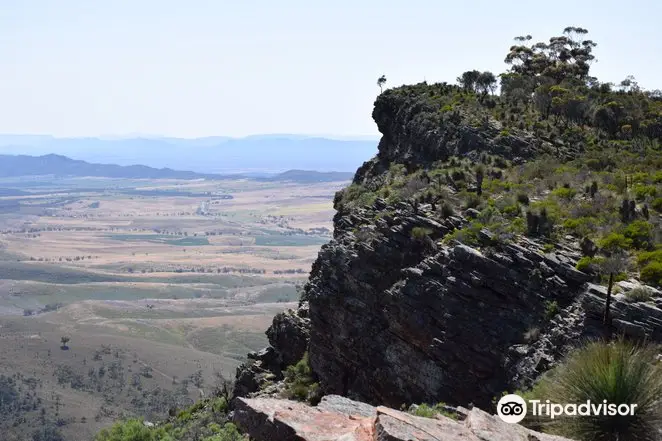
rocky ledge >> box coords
[233,395,573,441]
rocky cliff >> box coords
[234,82,662,412]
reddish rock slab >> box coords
[374,406,481,441]
[233,396,576,441]
[233,397,374,441]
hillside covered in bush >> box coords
[339,26,662,286]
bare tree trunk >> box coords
[603,272,614,340]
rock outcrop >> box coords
[233,83,662,411]
[233,306,311,398]
[233,395,573,441]
[305,218,593,409]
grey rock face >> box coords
[266,307,311,367]
[305,207,591,409]
[233,307,310,399]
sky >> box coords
[1,0,661,138]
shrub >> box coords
[625,286,653,303]
[632,184,657,201]
[463,193,482,209]
[204,423,247,441]
[411,227,433,240]
[524,340,662,441]
[283,352,321,404]
[551,187,577,200]
[409,402,457,420]
[598,233,632,252]
[576,256,596,272]
[562,216,599,237]
[443,222,484,246]
[516,192,530,205]
[211,397,229,414]
[440,202,455,218]
[544,300,559,318]
[622,221,654,250]
[94,419,166,441]
[637,249,662,267]
[641,262,662,287]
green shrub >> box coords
[524,340,662,441]
[622,221,654,250]
[625,286,654,303]
[544,300,559,318]
[409,402,457,420]
[551,187,577,200]
[203,423,247,441]
[651,198,662,212]
[283,352,321,404]
[211,397,228,414]
[562,216,599,237]
[94,419,167,441]
[637,249,662,267]
[576,256,597,272]
[641,262,662,287]
[501,203,521,218]
[443,221,484,246]
[632,184,657,201]
[177,410,192,422]
[598,233,632,252]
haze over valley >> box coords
[0,152,355,440]
[0,135,378,174]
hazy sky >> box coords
[1,0,660,138]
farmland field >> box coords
[0,175,347,441]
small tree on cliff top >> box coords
[377,75,387,93]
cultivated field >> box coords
[0,175,346,440]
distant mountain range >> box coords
[0,134,378,174]
[0,154,355,183]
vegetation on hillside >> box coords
[521,340,662,441]
[339,27,662,289]
[94,396,246,441]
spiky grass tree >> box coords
[525,340,662,441]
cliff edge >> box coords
[234,28,662,413]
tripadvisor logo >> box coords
[496,394,638,424]
[497,394,527,423]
